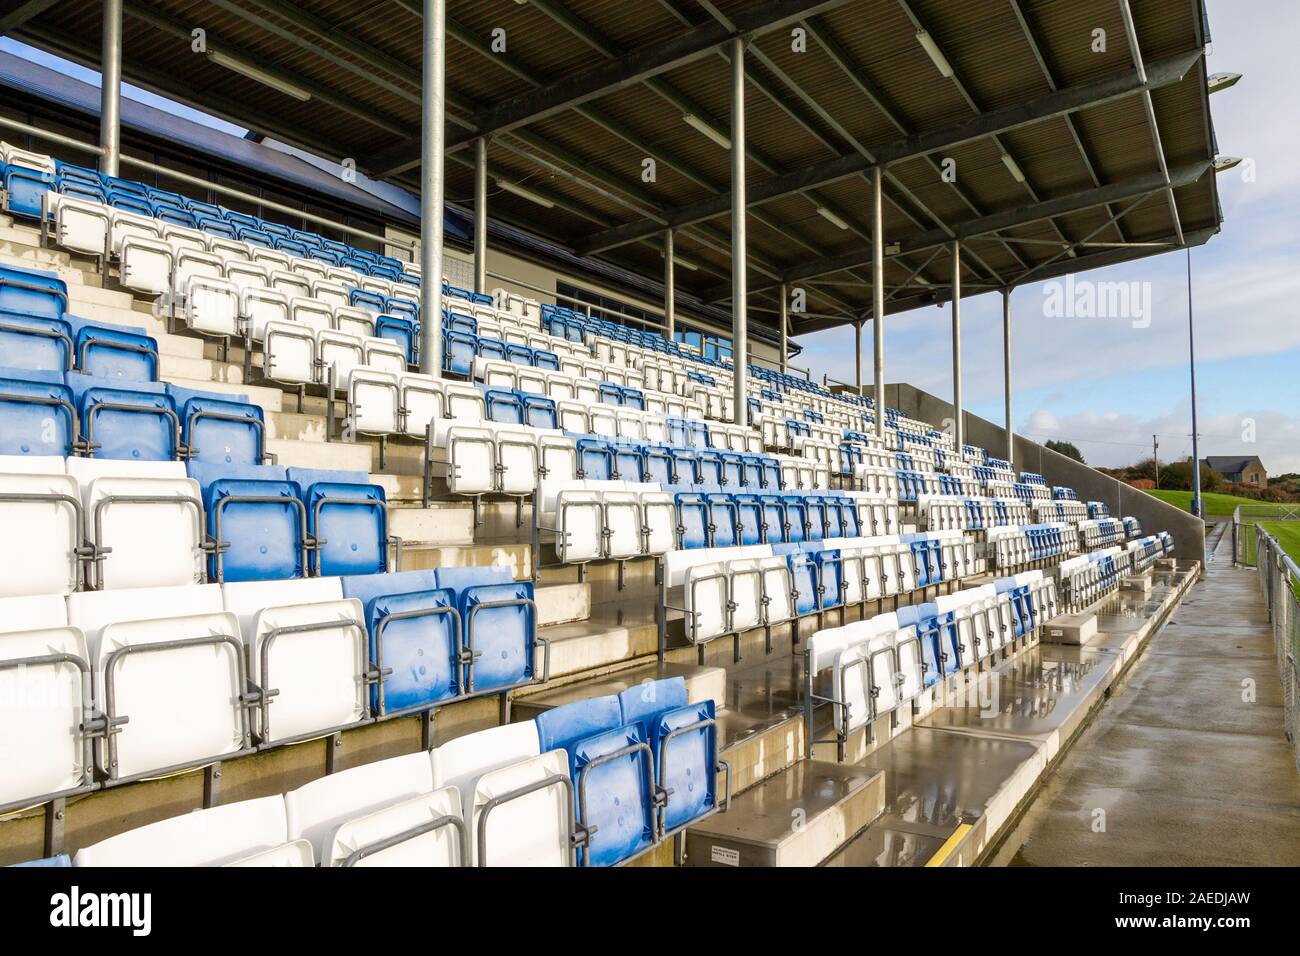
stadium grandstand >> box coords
[0,0,1284,876]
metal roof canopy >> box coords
[7,0,1223,337]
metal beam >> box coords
[99,0,122,176]
[0,0,58,35]
[731,36,748,428]
[366,0,854,177]
[418,0,445,376]
[702,159,1213,302]
[574,48,1202,256]
[779,281,788,372]
[872,166,885,440]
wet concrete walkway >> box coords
[1004,525,1300,866]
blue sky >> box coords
[5,3,1294,471]
[795,0,1300,473]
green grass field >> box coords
[1143,489,1284,518]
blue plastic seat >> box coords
[287,467,389,576]
[435,566,536,694]
[642,445,673,485]
[669,447,698,484]
[70,376,178,460]
[772,544,818,616]
[576,438,613,480]
[0,264,67,320]
[697,449,722,486]
[3,162,53,217]
[70,319,158,382]
[612,442,643,481]
[759,495,785,544]
[484,388,524,425]
[341,570,461,716]
[705,493,738,548]
[0,310,73,371]
[190,462,306,582]
[443,330,477,375]
[376,314,417,365]
[170,385,265,466]
[675,492,709,549]
[0,366,77,456]
[782,496,808,543]
[734,493,763,546]
[533,349,559,371]
[350,287,387,315]
[521,392,557,429]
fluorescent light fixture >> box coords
[1213,156,1243,173]
[496,179,555,208]
[208,50,311,102]
[1208,72,1242,94]
[815,206,850,230]
[682,112,731,150]
[915,30,953,78]
[1001,153,1026,183]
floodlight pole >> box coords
[730,36,748,427]
[99,0,123,177]
[951,239,964,450]
[1187,248,1202,519]
[418,0,446,375]
[473,136,488,295]
[664,228,676,338]
[1002,286,1014,468]
[778,281,788,373]
[871,166,885,440]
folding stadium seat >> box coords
[287,467,391,577]
[318,330,366,386]
[67,583,250,781]
[190,462,308,582]
[51,194,111,256]
[335,305,376,339]
[108,209,162,258]
[289,296,334,334]
[310,279,351,310]
[0,594,94,810]
[68,458,206,590]
[118,234,174,295]
[178,273,241,340]
[71,320,158,382]
[262,319,317,387]
[544,482,605,564]
[534,697,657,867]
[0,307,73,373]
[346,367,401,438]
[73,795,298,867]
[71,376,180,461]
[435,566,539,695]
[0,457,87,597]
[0,366,81,458]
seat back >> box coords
[74,795,290,867]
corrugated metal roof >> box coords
[10,0,1224,336]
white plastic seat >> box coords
[271,269,312,300]
[223,259,270,294]
[729,559,765,631]
[53,194,111,255]
[74,795,291,867]
[347,367,401,436]
[327,787,464,867]
[289,296,334,334]
[224,839,315,867]
[0,594,93,808]
[684,561,729,643]
[310,279,351,310]
[118,235,175,295]
[109,209,161,256]
[67,583,248,781]
[241,287,290,341]
[318,329,365,386]
[221,577,367,745]
[641,491,677,556]
[263,319,317,385]
[400,373,444,437]
[284,751,436,863]
[334,306,376,339]
[292,259,329,282]
[183,274,241,337]
[68,458,205,590]
[549,485,603,563]
[364,337,407,373]
[444,382,486,422]
[478,358,517,388]
[0,462,82,597]
[173,248,224,295]
[161,224,207,254]
[206,236,249,260]
[602,490,643,559]
[252,248,292,273]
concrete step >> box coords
[534,581,590,629]
[167,376,284,413]
[399,540,532,581]
[539,604,659,681]
[265,437,372,470]
[158,352,244,385]
[375,474,425,503]
[389,504,475,547]
[683,759,886,867]
[266,410,330,443]
[511,660,726,721]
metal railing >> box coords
[1255,526,1300,774]
[1232,504,1300,566]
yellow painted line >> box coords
[924,823,972,867]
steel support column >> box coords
[779,281,788,373]
[854,320,863,395]
[730,36,748,427]
[871,166,885,439]
[1002,286,1014,467]
[1187,249,1202,519]
[951,239,963,450]
[473,136,488,294]
[418,0,446,375]
[664,228,676,338]
[99,0,122,176]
